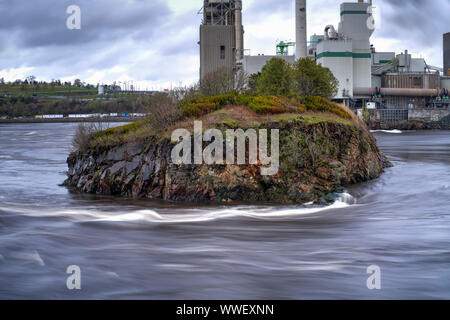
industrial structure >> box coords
[306,2,449,119]
[445,32,450,77]
[199,0,307,80]
[199,0,450,122]
[242,0,307,77]
[295,0,307,59]
[309,1,374,101]
[199,0,244,81]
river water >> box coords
[0,123,449,299]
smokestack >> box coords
[444,32,450,76]
[296,0,307,60]
[235,0,244,69]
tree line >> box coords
[1,57,339,118]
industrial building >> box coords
[310,1,374,101]
[199,0,306,81]
[199,0,450,118]
[445,32,450,77]
[199,0,244,81]
[307,1,448,111]
[242,0,307,77]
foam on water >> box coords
[371,129,403,134]
[13,250,46,266]
[0,193,356,224]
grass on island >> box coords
[82,93,363,151]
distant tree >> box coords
[26,75,36,84]
[74,79,82,87]
[170,83,201,102]
[256,58,292,96]
[291,58,338,99]
[0,77,4,85]
[146,93,181,129]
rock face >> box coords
[64,120,391,204]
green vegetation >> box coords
[181,93,350,119]
[0,79,136,117]
[71,55,351,151]
[0,92,166,118]
[251,57,338,99]
[255,58,292,96]
[73,92,355,151]
[292,58,339,98]
[73,93,181,150]
[180,93,306,117]
[299,96,351,119]
[0,84,97,96]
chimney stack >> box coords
[235,0,244,69]
[444,32,450,76]
[295,0,307,60]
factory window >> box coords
[220,46,225,60]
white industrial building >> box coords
[312,1,373,101]
[242,0,375,101]
[201,0,449,111]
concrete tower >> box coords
[295,0,307,60]
[444,32,450,76]
[199,0,244,81]
[235,0,244,69]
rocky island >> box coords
[64,94,390,204]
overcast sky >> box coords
[0,0,448,89]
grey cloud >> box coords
[0,0,184,82]
[376,0,449,47]
[0,0,171,48]
[0,0,447,84]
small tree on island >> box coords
[256,58,292,96]
[253,57,339,99]
[291,58,338,99]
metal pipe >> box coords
[324,25,338,40]
[354,87,439,97]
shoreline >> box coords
[368,121,450,131]
[0,117,137,124]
